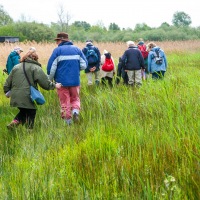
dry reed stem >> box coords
[0,40,200,68]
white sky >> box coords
[1,0,199,29]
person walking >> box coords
[121,41,145,87]
[47,32,87,125]
[116,56,128,85]
[6,46,23,74]
[82,40,101,85]
[4,49,61,130]
[100,50,115,87]
[147,42,167,79]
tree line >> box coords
[0,5,200,42]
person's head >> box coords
[14,46,23,54]
[126,41,135,47]
[146,42,156,51]
[54,32,69,45]
[137,38,144,45]
[21,47,38,62]
[86,39,93,45]
[29,52,39,61]
[103,50,111,59]
[29,47,36,53]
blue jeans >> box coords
[152,71,165,79]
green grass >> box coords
[0,52,200,199]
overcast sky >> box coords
[1,0,199,29]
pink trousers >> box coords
[57,86,80,120]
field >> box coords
[0,41,200,199]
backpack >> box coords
[152,49,163,65]
[86,47,98,65]
[138,44,148,59]
[102,58,114,72]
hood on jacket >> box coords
[151,47,160,52]
[59,41,73,46]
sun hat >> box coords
[14,46,23,52]
[126,41,135,47]
[103,49,108,54]
[54,32,69,41]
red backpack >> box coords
[102,58,114,72]
[138,44,148,59]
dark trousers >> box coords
[101,77,113,87]
[152,71,165,79]
[14,108,36,129]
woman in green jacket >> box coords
[4,50,61,130]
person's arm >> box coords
[35,66,61,90]
[3,71,13,93]
[163,53,167,69]
[95,48,101,68]
[79,50,87,70]
[148,52,152,73]
[47,49,58,81]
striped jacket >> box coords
[47,41,87,86]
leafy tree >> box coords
[109,23,120,31]
[0,5,13,26]
[15,22,55,42]
[160,22,170,28]
[71,21,91,31]
[172,11,192,27]
[0,24,26,40]
[134,23,151,32]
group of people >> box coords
[3,32,167,130]
[81,38,167,87]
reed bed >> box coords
[1,40,200,67]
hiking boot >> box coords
[7,119,20,130]
[66,118,72,126]
[95,80,100,86]
[73,112,79,124]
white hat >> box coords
[126,41,135,47]
[14,46,23,52]
[103,49,108,54]
[29,47,36,52]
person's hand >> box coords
[55,83,62,89]
[5,91,11,98]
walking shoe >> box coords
[73,112,79,124]
[7,119,20,130]
[66,118,72,126]
[95,80,100,86]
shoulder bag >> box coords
[23,62,46,105]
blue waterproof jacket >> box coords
[6,51,21,74]
[47,41,87,87]
[148,47,167,73]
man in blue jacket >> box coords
[47,32,87,125]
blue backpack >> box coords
[86,47,98,65]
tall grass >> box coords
[0,45,200,199]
